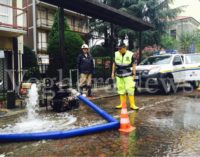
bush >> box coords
[23,46,40,80]
[160,35,177,50]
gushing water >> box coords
[25,83,39,120]
[0,83,77,133]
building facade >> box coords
[168,16,200,40]
[23,0,89,74]
[0,0,27,92]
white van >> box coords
[135,53,200,94]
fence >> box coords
[0,51,6,101]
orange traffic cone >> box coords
[118,102,136,133]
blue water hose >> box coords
[0,95,119,142]
[78,95,116,122]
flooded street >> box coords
[1,90,200,156]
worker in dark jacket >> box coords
[77,44,94,97]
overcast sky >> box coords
[171,0,200,22]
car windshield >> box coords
[185,54,200,64]
[140,55,172,65]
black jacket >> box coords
[77,53,94,74]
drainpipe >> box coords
[12,51,15,90]
[3,56,5,99]
[18,50,22,83]
[33,0,37,54]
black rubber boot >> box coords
[87,86,92,97]
[79,87,83,94]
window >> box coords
[0,0,12,25]
[185,54,200,64]
[47,11,54,27]
[173,56,182,65]
[38,32,47,52]
[170,30,176,39]
[71,16,76,27]
[37,8,47,26]
[140,56,172,65]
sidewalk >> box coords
[82,86,118,100]
[0,100,26,118]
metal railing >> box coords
[37,17,89,34]
[69,69,113,91]
[37,18,54,29]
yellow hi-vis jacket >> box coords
[115,50,133,77]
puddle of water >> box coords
[0,111,7,117]
[147,98,200,131]
[2,95,200,156]
[0,113,77,133]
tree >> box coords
[47,12,83,78]
[178,32,198,53]
[160,35,178,50]
[196,30,200,52]
[23,46,40,80]
[90,0,183,50]
[118,0,183,46]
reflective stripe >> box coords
[121,108,127,114]
[120,118,130,124]
[115,62,132,68]
[116,72,132,77]
[115,50,133,77]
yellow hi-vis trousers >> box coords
[116,76,135,95]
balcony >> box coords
[37,18,89,34]
[37,18,54,30]
[0,2,27,37]
[70,25,89,34]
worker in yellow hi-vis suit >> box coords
[111,43,139,110]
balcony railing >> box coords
[0,2,27,31]
[71,25,89,34]
[37,18,89,34]
[37,18,54,29]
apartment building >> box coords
[23,0,89,74]
[0,0,27,92]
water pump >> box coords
[50,81,79,112]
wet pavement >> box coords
[1,89,200,156]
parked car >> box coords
[135,53,200,94]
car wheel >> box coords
[190,81,199,89]
[161,77,176,94]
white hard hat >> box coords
[0,80,3,86]
[81,44,89,49]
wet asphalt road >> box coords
[1,89,200,157]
